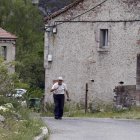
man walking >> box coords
[50,77,70,119]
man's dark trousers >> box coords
[53,94,64,119]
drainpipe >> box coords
[44,23,53,69]
[136,54,140,105]
[44,24,49,69]
[44,23,52,107]
[136,54,140,90]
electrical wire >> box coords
[55,19,140,23]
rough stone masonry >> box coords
[44,0,140,104]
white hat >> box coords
[58,77,63,81]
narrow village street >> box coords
[42,117,140,140]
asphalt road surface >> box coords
[42,117,140,140]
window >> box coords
[0,46,7,60]
[100,29,108,48]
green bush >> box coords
[26,88,44,98]
[0,96,21,110]
[2,118,43,140]
[0,100,45,140]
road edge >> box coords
[34,127,49,140]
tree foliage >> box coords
[0,0,75,91]
[0,0,44,89]
[0,58,18,95]
[39,0,75,14]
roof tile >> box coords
[0,28,17,39]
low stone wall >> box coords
[114,85,140,106]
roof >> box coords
[0,28,17,40]
[45,0,84,21]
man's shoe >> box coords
[58,117,62,120]
[54,117,59,119]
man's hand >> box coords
[50,86,59,92]
[54,86,59,91]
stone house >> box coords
[44,0,140,103]
[0,28,17,73]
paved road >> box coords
[42,117,140,140]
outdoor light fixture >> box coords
[45,25,57,34]
[45,25,51,32]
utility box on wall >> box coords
[47,54,53,62]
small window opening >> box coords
[100,29,108,48]
[0,46,7,60]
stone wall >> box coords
[44,0,140,103]
[0,42,15,73]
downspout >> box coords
[44,22,52,105]
[136,54,140,90]
[44,22,52,69]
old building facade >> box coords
[0,28,17,73]
[44,0,140,103]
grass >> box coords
[63,107,140,119]
[0,97,47,140]
[0,110,45,140]
[0,119,43,140]
[42,102,140,120]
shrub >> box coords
[26,88,44,98]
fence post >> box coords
[85,83,88,114]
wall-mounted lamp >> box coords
[45,25,51,32]
[45,25,57,34]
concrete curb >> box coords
[34,127,48,140]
